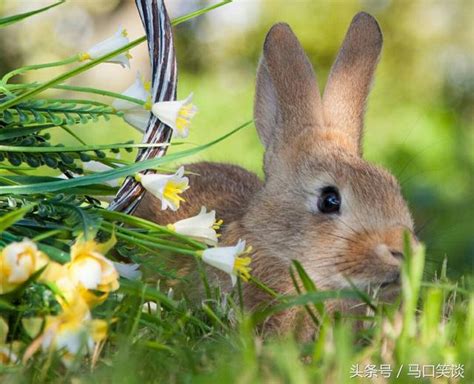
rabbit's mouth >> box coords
[380,275,400,289]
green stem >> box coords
[53,85,145,106]
[0,36,146,112]
[112,229,198,256]
[98,209,206,250]
[249,276,280,299]
[101,221,197,251]
[32,229,65,242]
[0,0,232,111]
[5,83,145,107]
[1,55,79,84]
[0,142,168,153]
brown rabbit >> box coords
[133,12,418,340]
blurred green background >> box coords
[0,0,472,277]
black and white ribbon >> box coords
[109,0,177,213]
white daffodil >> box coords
[151,93,197,138]
[0,239,49,294]
[67,240,120,293]
[112,73,152,132]
[79,27,131,68]
[200,239,252,286]
[135,166,189,211]
[112,262,142,280]
[38,300,107,367]
[167,206,221,246]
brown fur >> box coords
[133,13,417,341]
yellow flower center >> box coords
[163,180,187,209]
[233,256,252,282]
[78,52,91,61]
[175,103,195,134]
[212,219,223,230]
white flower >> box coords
[79,27,131,68]
[200,240,252,286]
[39,300,107,367]
[0,239,49,294]
[113,262,142,280]
[0,345,19,365]
[113,73,152,132]
[168,207,221,246]
[83,161,120,187]
[151,93,197,138]
[67,240,120,292]
[135,167,189,211]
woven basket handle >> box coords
[109,0,177,213]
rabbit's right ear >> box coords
[254,23,323,150]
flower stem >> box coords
[98,209,206,250]
[1,55,79,84]
[0,36,146,112]
[0,0,233,111]
[249,276,280,299]
[5,83,146,107]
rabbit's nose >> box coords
[374,244,402,266]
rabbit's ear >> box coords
[254,23,323,149]
[323,12,382,155]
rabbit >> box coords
[133,12,418,341]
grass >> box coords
[1,244,472,383]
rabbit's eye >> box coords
[318,186,341,214]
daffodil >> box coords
[79,26,131,68]
[0,345,19,365]
[67,240,120,293]
[167,206,221,246]
[25,299,108,366]
[151,93,197,138]
[199,239,252,286]
[135,166,189,211]
[112,72,152,132]
[40,261,107,308]
[0,317,19,365]
[0,239,49,294]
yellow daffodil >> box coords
[167,206,221,246]
[40,261,107,308]
[25,299,107,366]
[0,345,19,365]
[151,93,197,138]
[0,317,19,365]
[199,239,252,286]
[0,239,49,294]
[135,167,189,211]
[79,27,131,68]
[112,72,152,132]
[67,240,120,293]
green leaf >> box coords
[0,204,35,232]
[0,124,55,140]
[22,317,44,339]
[0,121,251,195]
[0,316,8,343]
[0,1,65,28]
[0,142,167,153]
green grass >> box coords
[1,245,472,384]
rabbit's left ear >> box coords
[323,12,383,156]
